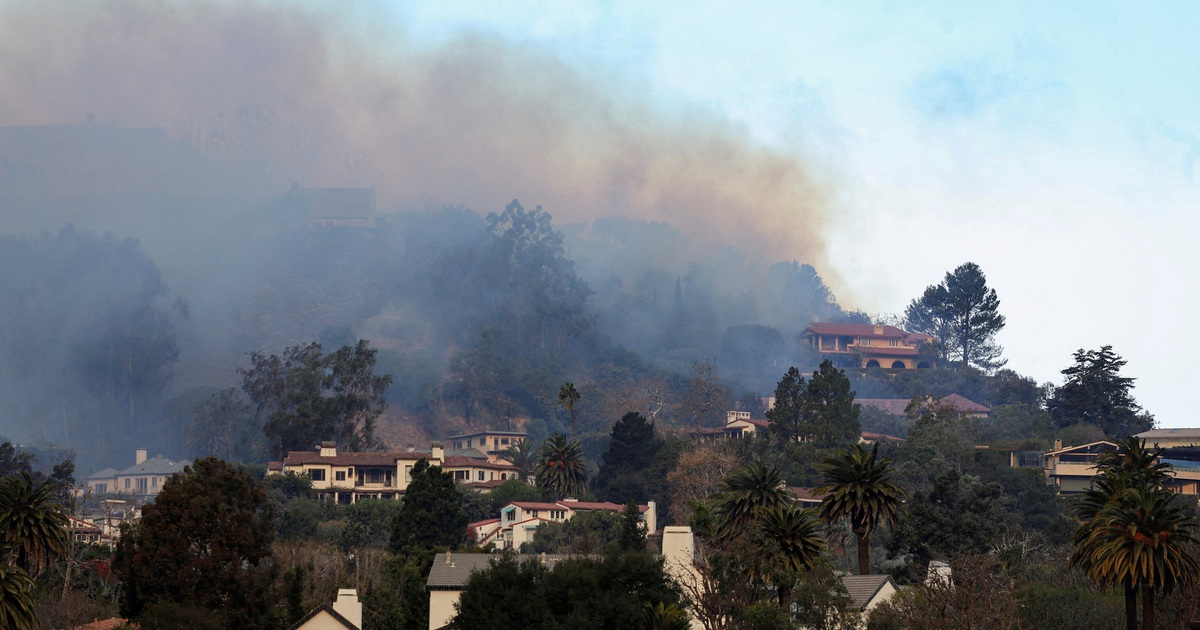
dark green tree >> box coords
[534,434,589,500]
[592,412,664,504]
[113,457,275,628]
[558,381,581,437]
[187,387,260,462]
[802,360,861,447]
[714,462,791,539]
[526,510,624,554]
[1048,346,1153,436]
[499,441,536,482]
[0,561,35,630]
[815,443,905,575]
[766,367,806,442]
[905,262,1006,370]
[0,471,69,577]
[241,339,391,457]
[759,504,826,603]
[390,459,467,557]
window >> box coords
[501,437,510,445]
[95,483,107,494]
[136,478,147,493]
[889,339,899,347]
[124,478,130,489]
[335,471,346,481]
[478,471,486,481]
[308,469,326,482]
[151,477,158,489]
[859,338,870,346]
[453,470,468,480]
[348,468,354,476]
[550,510,565,519]
[529,510,539,518]
[404,466,413,482]
[467,439,473,448]
[454,441,463,449]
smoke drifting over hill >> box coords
[0,1,828,263]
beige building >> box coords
[1044,440,1119,494]
[288,589,361,630]
[444,430,526,462]
[496,499,657,550]
[426,552,575,630]
[801,323,934,370]
[82,448,190,504]
[1135,428,1200,449]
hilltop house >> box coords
[268,442,518,504]
[82,448,190,504]
[800,323,934,370]
[443,430,526,463]
[690,411,770,441]
[858,393,992,419]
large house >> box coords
[444,430,526,462]
[1044,439,1200,495]
[268,442,518,504]
[488,499,657,550]
[690,411,770,440]
[82,448,190,504]
[800,323,934,370]
[1135,428,1200,449]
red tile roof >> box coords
[788,487,826,502]
[509,502,563,510]
[468,518,501,529]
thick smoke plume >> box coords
[0,1,829,265]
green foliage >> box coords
[454,551,682,630]
[714,461,790,539]
[1048,345,1153,437]
[620,502,648,553]
[801,361,861,448]
[113,457,275,628]
[187,387,261,462]
[525,510,624,554]
[0,472,69,577]
[390,459,467,556]
[766,367,806,442]
[592,412,666,504]
[263,470,314,500]
[815,443,905,574]
[339,498,404,550]
[534,435,589,500]
[499,441,536,482]
[905,262,1006,370]
[241,340,391,457]
[557,381,581,436]
[0,561,36,630]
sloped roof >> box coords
[841,574,895,611]
[861,432,906,443]
[427,552,574,589]
[507,502,562,511]
[858,394,990,417]
[1046,440,1119,456]
[87,467,119,480]
[1137,428,1200,440]
[116,456,189,477]
[286,604,359,630]
[788,487,825,503]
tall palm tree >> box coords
[815,442,906,575]
[534,434,589,499]
[557,382,581,437]
[714,461,790,540]
[0,558,36,630]
[1071,485,1199,630]
[760,504,826,603]
[1070,437,1196,630]
[500,439,536,482]
[0,472,69,576]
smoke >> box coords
[0,0,829,266]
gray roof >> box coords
[116,455,190,477]
[1137,428,1200,440]
[445,448,490,460]
[841,574,894,611]
[86,467,119,480]
[426,553,576,589]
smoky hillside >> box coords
[0,1,877,469]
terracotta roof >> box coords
[464,479,509,490]
[788,487,825,502]
[560,500,649,513]
[267,461,283,471]
[941,394,991,414]
[468,518,501,529]
[70,618,132,630]
[508,502,563,510]
[441,456,517,470]
[841,574,895,611]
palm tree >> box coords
[760,504,826,603]
[1070,437,1196,630]
[1071,484,1199,630]
[500,439,536,482]
[534,434,589,499]
[0,472,69,576]
[714,461,790,540]
[0,558,36,630]
[557,382,581,437]
[815,442,906,575]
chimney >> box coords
[431,442,444,462]
[1053,439,1063,452]
[319,441,337,458]
[645,500,657,535]
[406,443,415,453]
[332,589,362,629]
[661,526,694,583]
[135,448,147,465]
[873,325,884,335]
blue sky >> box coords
[386,2,1199,425]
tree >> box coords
[1069,437,1195,630]
[765,367,806,442]
[1048,346,1153,437]
[390,459,467,556]
[816,443,906,575]
[113,457,275,627]
[499,440,536,482]
[558,381,581,437]
[802,360,861,447]
[0,472,69,577]
[592,412,665,504]
[713,462,791,540]
[759,504,826,603]
[187,387,260,462]
[905,262,1006,370]
[665,444,738,525]
[240,340,392,457]
[534,434,589,500]
[0,561,35,630]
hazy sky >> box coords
[396,2,1199,426]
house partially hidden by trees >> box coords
[444,430,526,462]
[487,499,657,550]
[82,448,189,505]
[267,441,517,504]
[858,394,992,419]
[800,323,934,369]
[1044,439,1200,495]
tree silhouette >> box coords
[557,382,581,437]
[714,461,790,540]
[500,440,536,482]
[905,262,1006,370]
[0,471,68,577]
[816,443,906,574]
